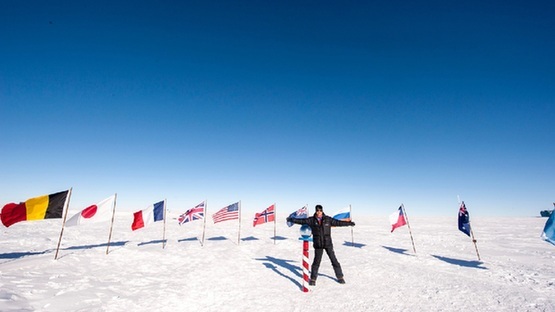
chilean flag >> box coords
[66,195,115,227]
[389,206,407,232]
[131,201,165,231]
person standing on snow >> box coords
[286,204,355,285]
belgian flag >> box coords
[1,190,69,227]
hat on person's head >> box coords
[315,204,323,211]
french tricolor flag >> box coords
[131,201,165,231]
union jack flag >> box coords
[253,204,275,227]
[178,201,205,225]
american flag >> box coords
[212,202,239,224]
[253,204,275,227]
[178,201,205,225]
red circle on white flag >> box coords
[81,205,98,219]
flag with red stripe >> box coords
[253,204,275,227]
[1,190,69,227]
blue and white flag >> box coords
[287,206,308,227]
[458,201,471,237]
[541,212,555,246]
[332,206,351,221]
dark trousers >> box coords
[310,246,343,280]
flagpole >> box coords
[106,193,117,255]
[273,203,277,245]
[465,201,481,261]
[470,226,481,260]
[349,204,354,246]
[162,199,167,249]
[200,200,207,246]
[55,187,73,260]
[238,201,242,245]
[401,204,417,254]
[458,197,481,261]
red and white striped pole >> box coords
[302,240,310,292]
[299,224,312,293]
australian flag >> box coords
[458,201,471,236]
[287,205,308,227]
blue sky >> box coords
[1,1,553,217]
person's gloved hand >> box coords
[350,221,356,226]
[286,217,292,222]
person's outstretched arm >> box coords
[330,218,355,227]
[287,217,309,225]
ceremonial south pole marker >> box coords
[299,224,313,292]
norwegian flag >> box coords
[253,204,275,227]
[178,201,205,225]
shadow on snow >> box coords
[64,241,128,250]
[432,255,488,270]
[0,250,49,259]
[343,241,366,248]
[138,239,167,246]
[207,236,227,241]
[178,237,200,243]
[0,241,130,260]
[382,245,411,255]
[201,236,286,243]
[242,236,288,242]
[255,256,303,290]
[315,273,337,283]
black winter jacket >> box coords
[289,213,353,249]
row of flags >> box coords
[386,200,555,259]
[388,202,472,233]
[2,190,554,249]
[177,203,350,228]
[387,202,479,257]
[386,202,472,236]
[0,190,347,232]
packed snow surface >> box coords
[1,214,554,311]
